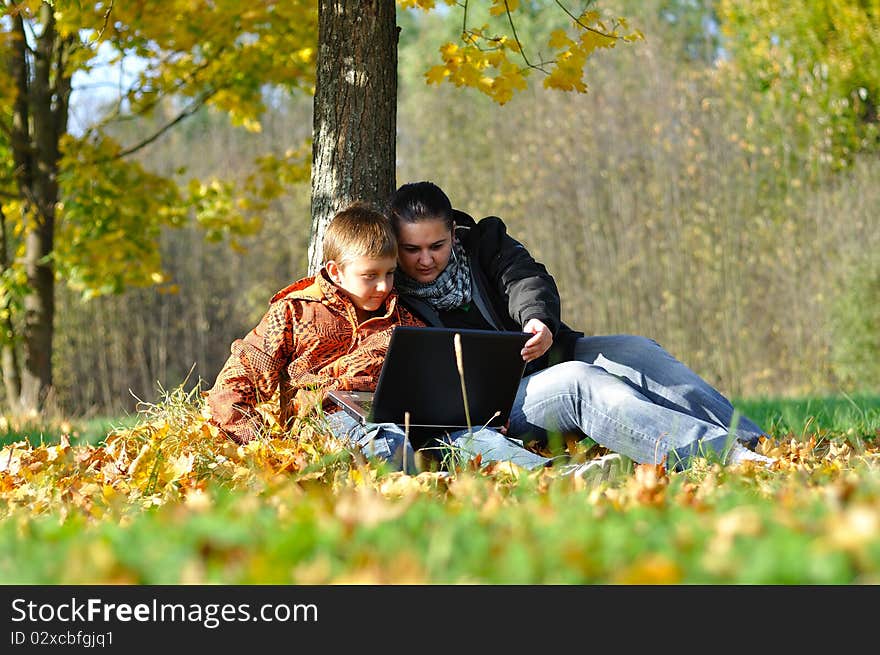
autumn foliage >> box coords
[1,386,879,583]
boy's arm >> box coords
[206,301,294,444]
[315,302,425,393]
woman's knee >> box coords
[545,361,596,394]
[543,361,630,406]
[619,334,663,353]
[555,360,646,408]
[553,360,594,377]
[575,334,668,365]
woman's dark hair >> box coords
[388,181,455,233]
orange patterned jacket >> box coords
[205,270,424,444]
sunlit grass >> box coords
[735,393,880,436]
[0,413,139,448]
[1,392,878,584]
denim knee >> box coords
[621,334,664,354]
[546,360,595,394]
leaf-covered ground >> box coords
[2,389,879,584]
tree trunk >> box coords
[15,5,72,412]
[307,0,398,274]
[0,205,22,412]
[2,13,29,412]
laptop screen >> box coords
[367,327,530,428]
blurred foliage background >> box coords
[28,0,880,413]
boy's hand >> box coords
[521,318,553,362]
[294,388,325,418]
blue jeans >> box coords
[507,335,766,471]
[324,410,550,473]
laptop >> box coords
[327,326,529,431]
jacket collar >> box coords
[270,268,400,318]
[452,208,477,229]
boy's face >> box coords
[327,255,397,314]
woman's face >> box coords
[396,218,454,284]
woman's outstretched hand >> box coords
[521,318,553,362]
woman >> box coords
[389,181,774,470]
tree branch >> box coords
[457,1,554,73]
[9,9,33,193]
[554,0,620,39]
[106,90,217,161]
[95,0,115,41]
[52,37,74,140]
[503,0,550,73]
[19,8,40,55]
[94,49,223,134]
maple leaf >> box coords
[826,505,879,552]
[629,461,669,506]
[489,0,518,17]
[482,460,526,480]
[615,554,683,584]
[335,487,408,528]
[165,452,196,484]
[548,29,573,49]
[425,65,449,86]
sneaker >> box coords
[725,440,776,468]
[560,453,626,481]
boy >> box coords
[205,202,424,468]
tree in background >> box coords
[307,0,398,273]
[1,0,317,412]
[715,1,880,389]
[394,0,880,397]
[717,0,880,176]
[1,0,640,413]
[306,0,642,270]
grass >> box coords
[0,392,878,584]
[2,462,878,584]
[735,393,880,436]
[0,413,139,448]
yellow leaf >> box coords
[241,117,262,133]
[615,554,682,584]
[580,29,617,51]
[579,10,601,25]
[439,42,459,59]
[165,452,196,482]
[425,65,449,85]
[548,29,573,49]
[127,443,155,489]
[827,505,879,552]
[489,0,518,16]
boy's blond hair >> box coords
[322,202,397,267]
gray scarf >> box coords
[395,240,472,311]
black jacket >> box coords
[399,209,584,375]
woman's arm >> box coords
[477,216,563,337]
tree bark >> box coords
[307,0,398,274]
[0,204,22,411]
[16,4,72,412]
[2,12,30,412]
